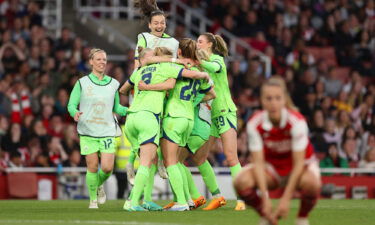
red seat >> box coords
[7,172,38,198]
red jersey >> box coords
[247,108,314,176]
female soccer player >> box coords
[196,33,244,210]
[140,39,213,211]
[119,47,209,211]
[132,0,179,69]
[234,77,321,225]
[67,48,128,209]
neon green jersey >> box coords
[128,62,183,115]
[164,65,212,120]
[201,54,237,118]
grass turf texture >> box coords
[0,200,374,225]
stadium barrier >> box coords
[1,167,374,200]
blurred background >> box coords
[0,0,374,201]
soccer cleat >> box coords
[141,201,163,211]
[188,199,196,210]
[97,185,106,204]
[123,200,131,210]
[126,163,135,186]
[193,196,206,209]
[157,159,168,179]
[163,202,176,210]
[123,200,148,211]
[202,196,226,210]
[167,203,190,211]
[296,218,310,225]
[258,217,272,225]
[234,200,246,211]
[89,200,98,209]
[125,205,148,212]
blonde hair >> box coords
[137,46,153,59]
[196,49,209,61]
[89,48,105,59]
[202,33,229,57]
[261,76,298,111]
[154,47,173,57]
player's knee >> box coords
[192,155,206,166]
[101,166,113,174]
[299,175,321,195]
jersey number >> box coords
[103,138,113,150]
[180,79,201,101]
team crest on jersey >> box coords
[93,101,106,115]
[86,86,94,96]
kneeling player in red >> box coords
[234,77,321,225]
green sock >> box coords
[177,163,192,202]
[167,164,186,205]
[143,164,157,202]
[130,165,149,206]
[97,169,112,187]
[230,163,242,179]
[86,171,98,201]
[183,164,201,199]
[128,151,136,165]
[198,160,221,196]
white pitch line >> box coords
[0,220,195,225]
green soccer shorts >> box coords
[162,116,194,147]
[124,111,160,153]
[79,136,116,155]
[210,111,237,138]
[186,135,207,154]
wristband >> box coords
[171,58,177,63]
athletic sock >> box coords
[177,163,192,201]
[86,171,98,201]
[237,188,263,216]
[183,164,201,199]
[130,165,149,206]
[143,164,157,202]
[166,164,186,204]
[230,163,242,179]
[198,160,221,196]
[97,169,112,187]
[298,192,318,218]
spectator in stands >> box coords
[322,67,343,98]
[336,110,351,135]
[323,117,341,146]
[8,151,23,168]
[44,136,68,167]
[359,148,375,169]
[340,138,361,166]
[320,143,349,176]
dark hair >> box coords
[133,0,165,23]
[202,32,229,57]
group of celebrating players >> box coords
[67,0,321,225]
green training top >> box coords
[164,65,212,120]
[128,62,182,115]
[201,54,237,118]
[67,73,127,118]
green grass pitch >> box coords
[0,199,374,225]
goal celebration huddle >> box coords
[67,1,321,225]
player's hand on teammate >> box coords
[200,72,210,82]
[138,80,148,90]
[74,112,83,122]
[176,58,196,68]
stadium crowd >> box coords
[0,0,374,174]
